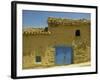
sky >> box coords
[22,10,90,28]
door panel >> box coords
[55,47,64,65]
[64,47,72,64]
[55,46,72,65]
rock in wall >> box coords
[72,37,90,64]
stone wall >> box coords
[42,47,55,67]
[22,47,55,69]
[72,38,90,64]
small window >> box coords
[75,30,80,36]
[36,56,41,63]
[44,27,48,32]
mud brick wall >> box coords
[22,51,43,69]
[22,47,55,69]
[22,55,35,69]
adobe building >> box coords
[22,17,91,69]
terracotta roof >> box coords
[23,28,51,35]
[48,17,90,26]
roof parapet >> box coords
[48,17,90,26]
[23,30,51,35]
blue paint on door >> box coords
[64,47,72,64]
[55,46,72,65]
[55,47,65,65]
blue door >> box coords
[55,46,72,65]
[55,47,64,65]
[64,47,72,64]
